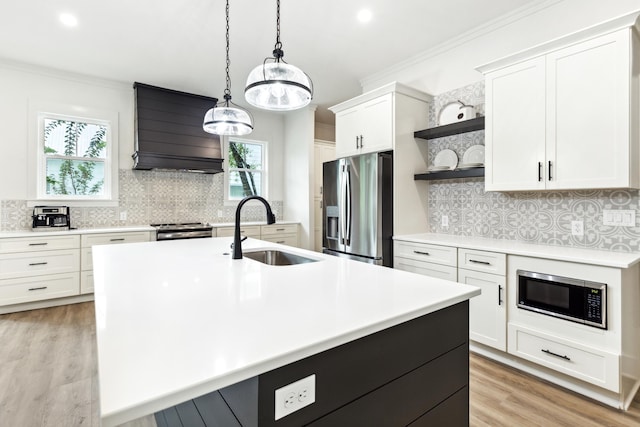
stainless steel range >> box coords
[151,222,213,241]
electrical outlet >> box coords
[274,374,315,420]
[119,211,127,221]
[571,220,583,236]
[442,215,449,227]
[217,210,223,218]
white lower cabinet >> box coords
[260,224,299,247]
[458,268,506,351]
[80,231,152,294]
[216,225,261,239]
[0,235,81,309]
[394,241,457,280]
[508,323,619,392]
[458,248,507,351]
[394,257,457,281]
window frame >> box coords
[223,136,268,205]
[28,101,119,207]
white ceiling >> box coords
[0,0,540,124]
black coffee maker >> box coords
[32,206,70,230]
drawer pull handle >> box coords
[276,240,285,244]
[28,242,48,246]
[29,262,48,266]
[28,286,48,291]
[541,349,571,361]
[110,238,126,242]
[469,259,491,265]
[413,250,430,256]
[275,228,286,231]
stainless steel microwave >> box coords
[516,270,607,329]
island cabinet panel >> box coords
[257,301,469,426]
[154,301,469,426]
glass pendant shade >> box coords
[245,61,312,111]
[203,104,253,136]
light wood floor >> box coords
[1,302,639,427]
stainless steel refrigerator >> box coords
[322,151,393,266]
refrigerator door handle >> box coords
[339,164,347,245]
[345,163,351,246]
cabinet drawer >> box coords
[0,249,80,279]
[81,270,94,294]
[458,248,506,274]
[508,323,619,392]
[394,258,457,281]
[216,226,261,238]
[0,272,80,306]
[394,241,456,266]
[260,224,298,236]
[261,234,298,247]
[0,235,80,254]
[81,231,151,248]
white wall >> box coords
[0,60,286,206]
[284,107,316,249]
[361,0,640,96]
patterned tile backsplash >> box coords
[1,169,283,231]
[426,80,640,253]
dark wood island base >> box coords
[155,301,469,427]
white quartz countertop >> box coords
[0,221,300,239]
[93,237,479,426]
[0,225,155,239]
[393,233,640,268]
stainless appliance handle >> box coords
[339,163,347,245]
[345,163,351,246]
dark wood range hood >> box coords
[132,82,223,174]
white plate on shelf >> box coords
[462,145,485,164]
[433,149,458,170]
[457,163,484,170]
[427,165,451,172]
[437,102,463,126]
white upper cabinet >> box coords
[479,14,640,191]
[334,93,393,158]
[330,82,431,159]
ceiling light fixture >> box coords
[244,0,313,111]
[59,13,78,27]
[203,0,253,136]
[357,9,373,23]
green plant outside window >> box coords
[43,118,107,196]
[228,140,264,199]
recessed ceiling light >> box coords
[59,13,78,27]
[357,9,373,23]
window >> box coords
[225,138,267,201]
[36,112,114,201]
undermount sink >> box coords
[243,249,318,266]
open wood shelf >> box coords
[414,117,485,140]
[414,168,484,181]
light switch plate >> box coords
[571,220,583,236]
[603,209,636,227]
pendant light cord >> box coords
[224,0,232,103]
[273,0,283,60]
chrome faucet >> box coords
[232,195,276,259]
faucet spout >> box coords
[232,196,276,260]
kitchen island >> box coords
[93,237,480,426]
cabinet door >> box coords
[359,93,393,154]
[546,30,630,189]
[485,57,546,191]
[458,268,506,351]
[335,107,362,158]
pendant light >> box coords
[244,0,313,111]
[203,0,253,136]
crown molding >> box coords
[359,0,562,90]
